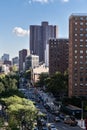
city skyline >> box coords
[0,0,87,59]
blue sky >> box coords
[0,0,87,59]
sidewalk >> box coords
[77,119,86,129]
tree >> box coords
[46,72,68,96]
[0,82,5,93]
[24,70,31,80]
[35,73,49,88]
[1,96,38,130]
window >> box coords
[75,39,77,41]
[80,44,83,47]
[80,77,83,81]
[80,66,83,70]
[75,50,77,53]
[80,17,84,20]
[75,56,77,59]
[75,22,77,25]
[80,50,83,54]
[75,28,77,31]
[80,83,83,86]
[75,83,77,86]
[86,50,87,53]
[75,61,77,64]
[75,44,77,47]
[80,61,83,64]
[80,28,84,31]
[80,72,83,75]
[80,34,84,36]
[80,39,83,42]
[75,34,77,36]
[80,56,83,59]
[80,22,83,25]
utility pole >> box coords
[81,101,84,128]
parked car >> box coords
[33,127,38,130]
[59,113,65,120]
[49,124,57,130]
[54,116,61,122]
[42,126,48,130]
[64,115,77,126]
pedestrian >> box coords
[85,116,87,130]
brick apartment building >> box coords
[49,38,69,75]
[69,14,87,97]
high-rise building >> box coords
[69,14,87,97]
[25,54,39,70]
[1,53,9,61]
[12,57,19,66]
[30,21,58,62]
[19,49,29,72]
[49,38,69,75]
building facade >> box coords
[49,38,69,75]
[30,21,58,62]
[1,53,9,61]
[69,14,87,97]
[12,57,19,66]
[25,54,39,70]
[19,49,29,72]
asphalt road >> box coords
[24,87,83,130]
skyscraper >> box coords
[19,49,29,72]
[69,14,87,97]
[1,53,9,61]
[30,21,58,62]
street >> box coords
[22,86,83,130]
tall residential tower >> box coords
[69,14,87,97]
[30,21,58,63]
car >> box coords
[33,127,38,130]
[54,116,61,122]
[49,124,57,130]
[64,115,77,126]
[40,119,46,126]
[50,128,57,130]
[42,126,48,130]
[59,113,65,120]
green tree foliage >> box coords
[1,96,37,130]
[0,74,18,92]
[24,70,31,80]
[0,82,5,93]
[46,71,68,96]
[10,65,18,72]
[35,73,49,87]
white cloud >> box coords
[27,0,53,4]
[26,0,70,4]
[62,0,69,2]
[13,27,29,37]
[32,0,49,3]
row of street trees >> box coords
[35,71,68,98]
[0,72,38,130]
